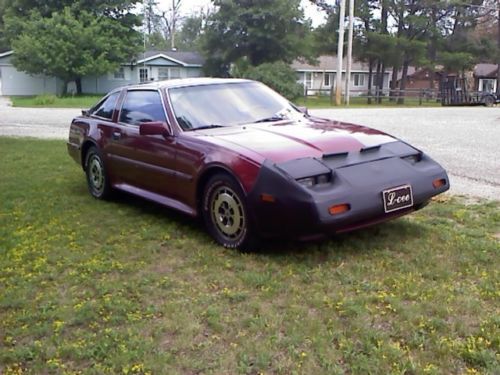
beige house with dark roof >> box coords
[291,55,392,96]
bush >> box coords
[240,61,304,101]
[33,94,57,105]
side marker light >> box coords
[260,193,276,203]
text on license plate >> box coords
[382,184,413,213]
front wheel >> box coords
[202,173,258,250]
[85,146,112,199]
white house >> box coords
[0,50,205,96]
[292,55,391,96]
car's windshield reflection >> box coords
[168,81,304,130]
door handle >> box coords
[112,131,121,140]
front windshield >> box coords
[168,81,304,130]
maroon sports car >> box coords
[67,78,449,249]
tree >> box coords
[240,61,303,100]
[159,0,183,49]
[3,0,141,94]
[175,9,212,52]
[5,7,141,94]
[202,0,313,76]
[0,0,10,52]
[312,11,339,55]
[143,0,162,36]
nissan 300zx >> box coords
[67,78,449,249]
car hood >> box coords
[194,117,397,163]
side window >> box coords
[92,92,119,120]
[119,90,166,126]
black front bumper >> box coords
[246,145,449,240]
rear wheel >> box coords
[85,146,112,199]
[483,95,495,107]
[202,173,258,250]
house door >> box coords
[139,68,149,83]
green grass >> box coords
[1,137,498,374]
[10,95,103,109]
[296,96,442,109]
[9,94,442,109]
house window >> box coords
[114,67,125,80]
[324,73,332,87]
[479,78,496,93]
[139,68,149,83]
[158,67,181,80]
[353,73,365,87]
[158,68,169,80]
[305,72,313,89]
[170,68,181,79]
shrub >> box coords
[240,61,304,101]
[33,94,57,105]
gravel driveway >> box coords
[0,103,499,200]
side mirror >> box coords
[139,121,170,137]
[297,106,309,115]
[81,109,90,116]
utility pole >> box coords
[497,6,500,95]
[345,0,354,105]
[171,0,176,50]
[335,0,346,106]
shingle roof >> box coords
[139,50,205,66]
[474,63,498,77]
[292,55,371,71]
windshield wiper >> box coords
[188,124,226,131]
[253,115,285,123]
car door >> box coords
[111,89,178,198]
[87,91,124,181]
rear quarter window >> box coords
[92,92,120,120]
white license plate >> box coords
[382,185,413,213]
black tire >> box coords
[84,146,112,199]
[483,95,495,107]
[202,173,258,250]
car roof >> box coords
[124,77,254,91]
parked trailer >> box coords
[440,77,499,107]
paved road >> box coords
[312,107,500,201]
[0,103,499,200]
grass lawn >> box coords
[10,95,102,109]
[296,96,442,109]
[0,137,498,374]
[9,94,443,110]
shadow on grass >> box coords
[256,217,427,261]
[68,176,430,265]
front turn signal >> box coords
[433,178,446,189]
[329,203,350,215]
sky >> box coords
[158,0,328,27]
